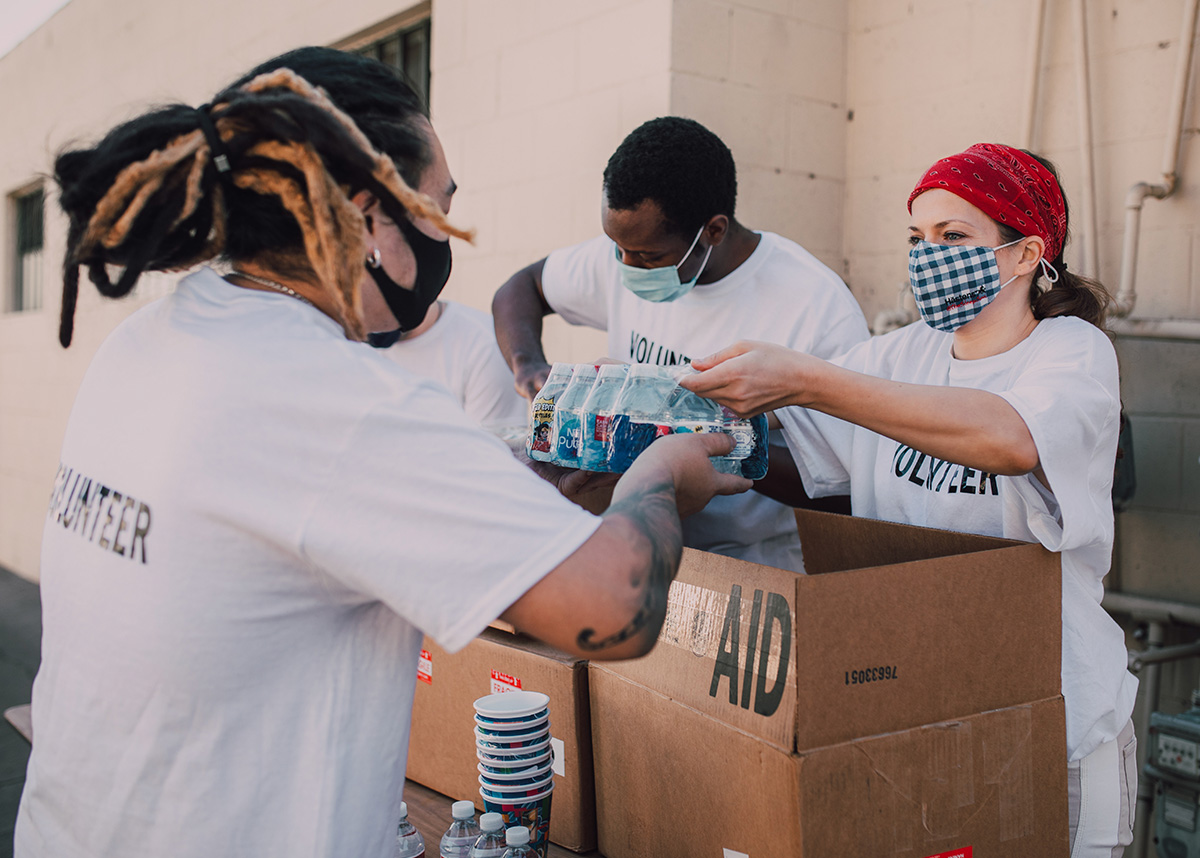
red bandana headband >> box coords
[907,143,1067,262]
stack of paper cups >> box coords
[473,691,553,857]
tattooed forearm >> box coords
[576,478,682,652]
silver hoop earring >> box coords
[367,247,383,269]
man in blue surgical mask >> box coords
[492,117,869,573]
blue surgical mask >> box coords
[908,238,1025,332]
[615,225,712,302]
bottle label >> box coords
[672,420,751,459]
[592,413,611,442]
[553,413,582,463]
[529,396,555,455]
[417,649,433,685]
[722,419,755,459]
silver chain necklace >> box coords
[230,270,315,308]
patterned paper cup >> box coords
[473,691,550,720]
[479,787,553,858]
[477,751,552,777]
[477,760,553,782]
[478,769,554,791]
[474,727,550,749]
[476,737,552,761]
[474,712,550,735]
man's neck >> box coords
[696,221,760,285]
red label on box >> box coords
[417,649,432,685]
[923,849,972,858]
[490,669,522,694]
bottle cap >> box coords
[452,799,474,819]
[399,801,409,820]
[548,362,574,376]
[628,363,667,378]
[598,363,630,379]
[505,826,531,846]
[480,812,503,831]
[571,363,598,379]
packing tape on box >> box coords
[850,706,1034,847]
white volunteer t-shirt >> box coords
[378,300,529,427]
[541,232,869,572]
[17,268,600,858]
[777,316,1137,761]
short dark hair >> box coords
[602,117,737,238]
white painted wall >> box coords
[2,0,1198,585]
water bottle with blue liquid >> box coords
[526,364,574,462]
[579,364,630,472]
[605,365,678,473]
[549,364,598,467]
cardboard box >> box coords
[591,665,1068,857]
[603,510,1062,753]
[590,510,1067,856]
[406,629,595,852]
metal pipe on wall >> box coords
[1130,620,1166,858]
[1074,0,1101,278]
[1021,0,1049,151]
[1113,0,1200,318]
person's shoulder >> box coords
[1032,315,1116,357]
[438,300,491,333]
[1029,315,1118,375]
[752,232,854,295]
[546,234,613,265]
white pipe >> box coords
[1021,0,1048,150]
[1109,316,1200,341]
[1114,0,1200,318]
[1074,0,1101,278]
[1104,589,1200,628]
[1130,620,1166,858]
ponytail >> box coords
[1030,260,1112,331]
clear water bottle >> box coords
[393,802,426,858]
[527,363,574,462]
[579,364,630,472]
[500,826,536,858]
[439,800,479,858]
[606,364,678,473]
[469,812,507,858]
[549,364,598,468]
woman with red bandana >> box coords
[682,144,1136,855]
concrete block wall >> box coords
[843,0,1200,329]
[430,0,672,366]
[669,0,850,277]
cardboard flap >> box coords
[795,509,1023,575]
[793,542,1060,749]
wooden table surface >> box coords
[401,780,604,857]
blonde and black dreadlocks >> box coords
[55,47,472,347]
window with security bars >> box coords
[11,186,44,313]
[354,18,430,110]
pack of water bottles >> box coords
[526,362,768,480]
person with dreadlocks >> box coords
[17,47,750,858]
[681,144,1137,856]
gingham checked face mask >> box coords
[908,238,1024,332]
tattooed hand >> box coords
[501,433,751,660]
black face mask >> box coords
[366,213,453,341]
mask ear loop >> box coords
[1038,256,1060,284]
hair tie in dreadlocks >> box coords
[194,104,234,191]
